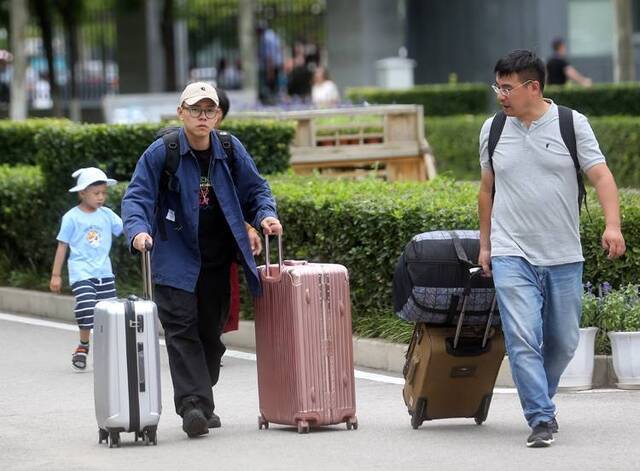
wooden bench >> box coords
[231,105,436,181]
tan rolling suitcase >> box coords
[402,284,505,428]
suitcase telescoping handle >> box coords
[141,241,153,301]
[264,233,284,279]
[452,267,497,350]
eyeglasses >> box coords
[491,80,533,97]
[183,106,218,119]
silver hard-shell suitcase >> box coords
[93,248,161,447]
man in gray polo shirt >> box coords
[478,50,625,448]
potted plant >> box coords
[601,284,640,389]
[558,288,599,390]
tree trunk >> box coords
[32,0,62,116]
[10,0,28,120]
[60,0,82,121]
[161,0,176,91]
[614,0,635,82]
[239,0,257,94]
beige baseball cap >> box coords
[179,81,219,107]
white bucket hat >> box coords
[69,167,117,192]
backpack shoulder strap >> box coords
[487,111,507,169]
[157,130,181,241]
[216,130,237,183]
[487,112,506,201]
[557,105,578,171]
[161,130,181,181]
[557,105,587,213]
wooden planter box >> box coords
[232,105,437,182]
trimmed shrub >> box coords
[0,119,294,182]
[424,114,640,187]
[0,165,48,267]
[347,82,640,117]
[545,83,640,116]
[345,84,488,116]
[0,119,71,165]
[425,114,485,180]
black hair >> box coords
[494,49,546,91]
[86,180,107,189]
[552,37,565,52]
[216,87,230,120]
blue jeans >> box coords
[491,256,583,428]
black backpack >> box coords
[487,105,586,212]
[154,127,237,240]
[393,230,499,326]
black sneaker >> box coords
[526,422,554,448]
[182,405,209,438]
[549,417,559,433]
[207,411,221,429]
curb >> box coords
[0,286,618,388]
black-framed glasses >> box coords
[183,106,218,119]
[491,79,533,97]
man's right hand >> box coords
[133,232,153,252]
[478,248,492,277]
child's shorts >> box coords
[71,277,117,330]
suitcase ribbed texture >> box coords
[254,261,357,431]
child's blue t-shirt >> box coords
[56,206,123,285]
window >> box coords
[568,0,614,57]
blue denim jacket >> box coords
[121,128,277,295]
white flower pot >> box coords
[608,331,640,389]
[558,327,598,391]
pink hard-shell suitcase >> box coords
[253,235,358,434]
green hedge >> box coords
[3,174,639,349]
[425,114,485,180]
[1,118,293,183]
[346,82,640,117]
[36,120,294,180]
[425,114,640,187]
[30,119,294,222]
[345,84,488,116]
[0,165,48,268]
[545,83,640,116]
[0,119,71,165]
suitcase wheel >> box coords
[140,428,158,445]
[410,398,426,430]
[346,417,358,431]
[258,415,269,430]
[296,420,310,434]
[98,428,109,444]
[149,429,158,446]
[108,431,120,448]
[474,394,493,426]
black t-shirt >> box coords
[287,65,312,98]
[192,147,235,268]
[547,56,569,85]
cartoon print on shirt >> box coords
[86,228,101,247]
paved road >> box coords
[1,312,639,471]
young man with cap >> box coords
[478,50,625,448]
[122,82,282,438]
[50,167,123,371]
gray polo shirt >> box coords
[479,101,605,266]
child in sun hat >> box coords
[49,167,123,371]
